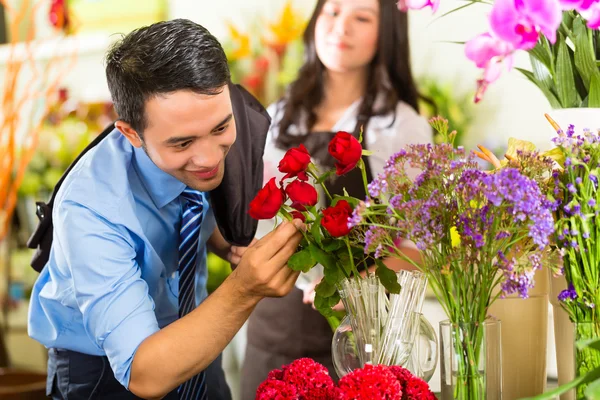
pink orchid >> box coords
[579,2,600,28]
[465,33,515,102]
[489,0,562,50]
[559,0,599,12]
[397,0,440,13]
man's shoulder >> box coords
[55,129,135,216]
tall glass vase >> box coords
[574,321,600,400]
[440,318,502,400]
[331,270,437,379]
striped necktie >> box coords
[178,188,207,400]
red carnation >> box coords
[256,379,298,400]
[282,358,335,399]
[403,376,436,400]
[337,364,402,400]
[328,131,362,176]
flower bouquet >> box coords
[255,357,436,400]
[347,118,556,399]
[249,132,433,376]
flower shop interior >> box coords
[1,0,599,399]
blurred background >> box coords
[0,0,561,398]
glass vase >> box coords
[331,270,437,379]
[574,321,600,400]
[440,318,502,400]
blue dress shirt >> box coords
[28,128,216,389]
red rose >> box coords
[285,180,318,211]
[249,178,285,219]
[328,131,362,175]
[290,210,306,222]
[321,200,353,237]
[279,144,311,181]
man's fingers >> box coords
[252,220,304,260]
[268,230,303,267]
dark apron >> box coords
[242,118,373,398]
[47,348,231,400]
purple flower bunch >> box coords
[552,123,600,323]
[349,120,557,326]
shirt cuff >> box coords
[102,307,160,389]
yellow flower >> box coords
[266,0,306,47]
[450,226,461,248]
[225,22,250,61]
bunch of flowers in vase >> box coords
[524,117,600,400]
[249,132,434,379]
[348,118,556,399]
[256,357,436,400]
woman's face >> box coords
[315,0,380,74]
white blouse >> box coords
[257,98,433,240]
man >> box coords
[27,19,302,400]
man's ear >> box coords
[115,121,143,148]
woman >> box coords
[240,0,432,397]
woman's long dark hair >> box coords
[275,0,422,150]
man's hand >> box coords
[228,219,304,300]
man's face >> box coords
[120,86,236,192]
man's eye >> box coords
[177,141,192,149]
[214,125,229,135]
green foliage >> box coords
[521,12,600,109]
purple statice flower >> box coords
[583,232,590,239]
[575,177,583,185]
[501,269,535,298]
[590,174,598,189]
[565,157,572,167]
[367,177,388,198]
[364,226,388,256]
[588,199,596,207]
[348,200,369,228]
[484,168,555,249]
[558,284,578,302]
[495,231,510,240]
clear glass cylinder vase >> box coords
[440,318,502,400]
[331,270,437,379]
[574,321,600,400]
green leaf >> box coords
[516,67,562,108]
[577,337,600,352]
[287,248,316,273]
[362,150,374,156]
[314,294,333,317]
[322,239,344,252]
[315,279,337,297]
[588,74,600,107]
[309,244,337,271]
[311,215,323,245]
[317,170,335,184]
[573,16,600,92]
[529,42,553,72]
[530,55,554,90]
[555,34,581,107]
[336,251,354,276]
[374,259,401,294]
[523,366,600,400]
[585,377,600,399]
[331,195,360,208]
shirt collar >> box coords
[132,145,186,209]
